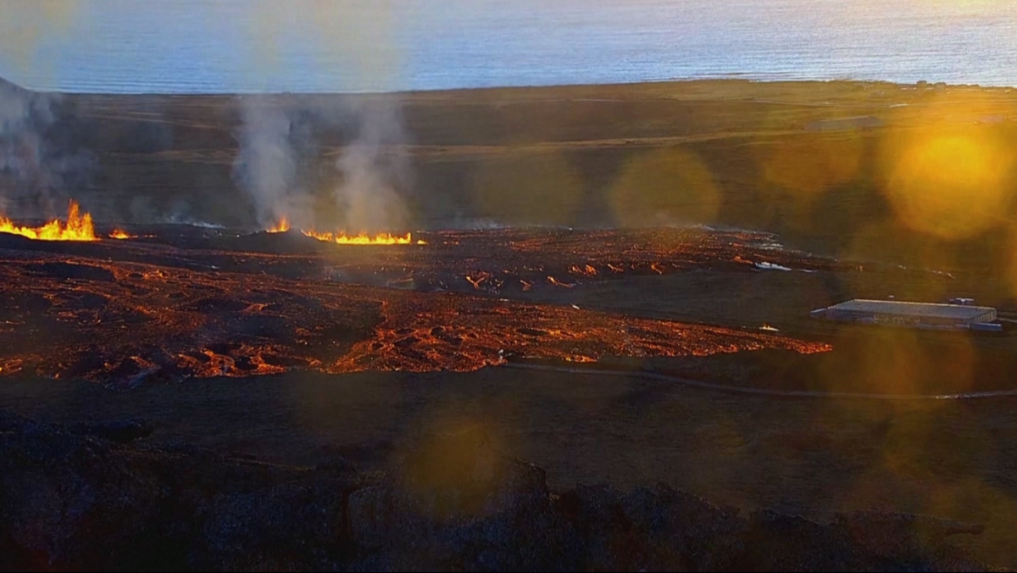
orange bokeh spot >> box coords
[883,130,1014,240]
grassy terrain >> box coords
[5,78,1016,278]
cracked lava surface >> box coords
[0,226,830,386]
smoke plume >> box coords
[232,1,412,233]
[232,96,412,232]
[0,78,93,217]
[331,100,411,233]
[0,1,94,217]
[232,99,308,228]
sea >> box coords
[1,0,1016,93]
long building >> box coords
[811,299,999,331]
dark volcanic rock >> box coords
[347,428,578,571]
[0,409,361,571]
[0,409,989,572]
[738,510,987,572]
[67,418,155,443]
[25,262,116,283]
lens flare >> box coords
[472,152,582,226]
[882,128,1014,241]
[609,148,719,227]
[759,135,864,198]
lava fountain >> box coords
[0,201,98,242]
[302,230,425,245]
[267,218,291,233]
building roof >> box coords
[827,299,995,321]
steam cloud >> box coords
[331,100,411,233]
[0,1,94,218]
[232,1,412,233]
[232,95,412,233]
[0,79,93,217]
[231,95,411,232]
[232,99,304,228]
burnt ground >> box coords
[0,409,992,571]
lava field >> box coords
[0,224,831,386]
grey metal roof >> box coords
[826,299,995,321]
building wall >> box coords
[824,308,995,329]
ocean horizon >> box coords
[2,0,1016,94]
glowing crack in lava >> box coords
[267,218,291,233]
[302,229,425,246]
[0,226,845,385]
[0,201,98,242]
[109,229,133,240]
[0,254,830,385]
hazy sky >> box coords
[1,0,1014,92]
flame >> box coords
[0,201,98,241]
[109,229,132,240]
[547,276,576,288]
[465,273,489,289]
[267,217,290,233]
[302,229,415,245]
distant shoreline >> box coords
[7,75,1016,98]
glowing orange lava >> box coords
[0,201,98,242]
[267,218,291,233]
[303,230,419,245]
[109,229,132,240]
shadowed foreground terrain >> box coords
[0,409,989,571]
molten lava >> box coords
[267,218,291,233]
[302,230,417,245]
[0,225,845,386]
[0,201,98,242]
[109,229,132,240]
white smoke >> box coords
[332,100,411,233]
[232,1,412,233]
[231,98,312,228]
[0,79,92,217]
[1,81,45,213]
[0,1,92,217]
[231,96,412,233]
